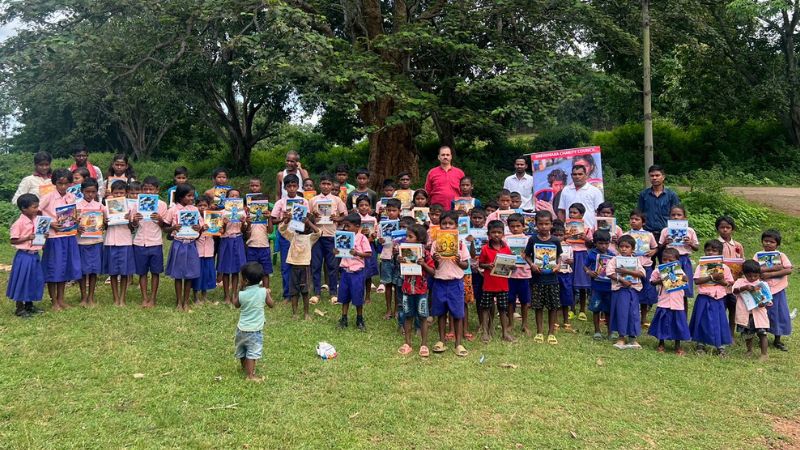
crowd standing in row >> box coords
[5,146,794,380]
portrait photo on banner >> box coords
[528,146,604,208]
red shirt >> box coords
[479,243,512,292]
[424,165,464,211]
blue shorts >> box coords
[509,278,531,305]
[589,290,612,314]
[134,245,164,275]
[246,246,273,275]
[379,259,402,285]
[338,269,366,306]
[431,279,465,319]
[401,293,429,318]
[234,329,263,360]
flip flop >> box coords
[432,341,447,353]
[547,334,558,345]
[309,296,319,305]
[419,345,430,357]
[455,345,468,357]
[464,332,475,341]
[445,332,456,342]
[533,333,544,344]
[398,344,412,355]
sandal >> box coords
[578,312,587,321]
[533,333,544,344]
[432,341,447,353]
[419,345,430,357]
[309,296,319,305]
[445,332,456,342]
[455,345,468,357]
[563,324,576,334]
[464,332,475,341]
[376,284,386,293]
[547,334,558,345]
[398,344,412,355]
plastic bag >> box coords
[316,341,337,360]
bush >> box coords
[532,123,591,152]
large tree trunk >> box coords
[360,97,419,188]
[229,137,253,174]
[432,112,455,150]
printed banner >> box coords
[528,146,604,209]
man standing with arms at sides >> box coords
[557,164,604,228]
[637,164,681,243]
[424,146,465,211]
[275,150,310,200]
[503,156,534,211]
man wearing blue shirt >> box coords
[637,165,680,239]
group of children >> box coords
[5,153,795,381]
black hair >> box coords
[303,177,314,185]
[509,191,522,199]
[212,167,228,179]
[469,207,486,217]
[142,176,160,188]
[761,229,782,246]
[51,168,73,184]
[356,195,371,207]
[630,209,647,222]
[108,153,136,178]
[547,168,567,184]
[174,183,195,204]
[497,189,512,199]
[413,189,429,202]
[551,220,565,234]
[72,167,90,180]
[174,166,189,176]
[671,204,687,217]
[110,180,128,192]
[342,213,362,227]
[397,171,411,179]
[596,201,615,214]
[460,175,473,184]
[33,151,52,165]
[568,203,586,215]
[593,230,611,244]
[572,154,596,175]
[320,173,333,183]
[662,247,680,260]
[72,144,88,155]
[196,194,213,206]
[617,235,636,249]
[704,240,724,253]
[399,216,416,228]
[17,193,38,210]
[571,164,587,174]
[127,180,142,192]
[715,215,736,231]
[485,200,499,210]
[429,204,444,213]
[407,224,428,245]
[356,168,370,177]
[514,155,528,164]
[441,210,460,224]
[487,220,505,232]
[283,174,300,187]
[648,164,665,174]
[385,198,402,210]
[241,261,265,286]
[335,164,349,174]
[535,210,553,222]
[506,213,524,226]
[81,177,99,191]
[742,260,761,275]
[382,179,395,188]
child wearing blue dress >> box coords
[585,230,615,340]
[192,195,217,304]
[606,235,645,350]
[648,248,691,355]
[218,188,247,304]
[658,205,699,304]
[76,178,104,307]
[7,194,45,317]
[756,229,794,351]
[165,184,203,311]
[690,240,734,356]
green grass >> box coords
[1,212,799,448]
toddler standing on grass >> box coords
[234,261,274,382]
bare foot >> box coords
[304,314,311,321]
[79,300,88,307]
[51,303,63,312]
[60,302,71,309]
[522,327,532,337]
[503,333,517,342]
[246,375,264,382]
[758,354,769,362]
[481,333,491,343]
[87,301,97,308]
[292,314,298,320]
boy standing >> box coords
[524,210,563,345]
[310,174,348,304]
[278,214,321,320]
[233,262,275,382]
[345,169,378,211]
[337,213,373,331]
[431,211,471,357]
[132,176,169,308]
[270,174,310,302]
[378,198,403,319]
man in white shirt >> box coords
[503,156,534,210]
[557,164,604,228]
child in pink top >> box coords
[103,180,137,307]
[648,248,691,355]
[658,205,699,299]
[39,168,81,311]
[605,235,645,350]
[566,203,594,322]
[690,240,734,355]
[356,196,379,303]
[506,214,533,336]
[431,211,471,357]
[733,260,773,361]
[192,195,217,304]
[76,178,104,307]
[219,189,247,305]
[164,184,203,311]
[716,215,745,338]
[756,229,794,351]
[595,202,624,252]
[624,209,659,326]
[336,213,373,331]
[243,192,273,291]
[131,176,169,308]
[6,194,45,317]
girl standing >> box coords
[6,194,45,317]
[193,196,217,304]
[567,203,593,321]
[606,235,645,350]
[658,205,699,302]
[690,240,734,356]
[11,151,52,204]
[218,189,247,304]
[104,154,136,197]
[103,180,136,306]
[165,184,203,311]
[757,229,793,351]
[76,178,104,307]
[648,248,691,355]
[716,215,744,337]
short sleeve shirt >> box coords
[524,235,562,285]
[237,285,267,331]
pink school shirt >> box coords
[432,238,470,280]
[196,233,215,258]
[754,251,792,294]
[658,227,699,256]
[568,226,593,252]
[164,204,201,242]
[133,199,167,247]
[10,214,41,251]
[604,225,624,253]
[270,196,309,222]
[505,234,531,279]
[310,193,347,237]
[693,264,734,299]
[732,278,770,329]
[649,268,685,310]
[76,199,104,246]
[222,220,242,237]
[246,223,270,248]
[623,230,658,268]
[424,166,465,211]
[340,232,371,272]
[718,237,744,259]
[38,190,77,238]
[605,256,644,292]
[105,219,133,246]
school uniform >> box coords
[719,236,744,312]
[623,230,659,306]
[270,196,309,299]
[648,269,691,341]
[430,237,470,319]
[358,213,380,280]
[164,204,201,280]
[338,233,372,306]
[658,227,699,297]
[39,191,82,282]
[217,220,246,275]
[689,264,734,347]
[506,234,531,311]
[245,223,273,277]
[585,248,615,314]
[309,194,347,295]
[605,256,645,338]
[76,199,104,276]
[6,214,44,302]
[732,278,771,338]
[570,227,594,290]
[102,212,136,276]
[756,251,793,337]
[278,223,321,297]
[132,198,167,276]
[192,230,217,292]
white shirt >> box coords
[503,172,534,210]
[557,183,604,228]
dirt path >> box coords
[725,187,800,217]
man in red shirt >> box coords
[424,146,465,211]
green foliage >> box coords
[532,123,592,152]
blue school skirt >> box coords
[558,273,574,307]
[648,307,691,341]
[6,250,44,302]
[103,245,136,276]
[217,235,246,274]
[80,243,103,276]
[610,288,641,337]
[678,254,694,298]
[638,265,658,305]
[689,294,732,347]
[192,256,217,292]
[42,236,82,283]
[572,250,591,288]
[166,240,201,280]
[767,289,792,336]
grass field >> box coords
[1,211,799,448]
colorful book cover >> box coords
[338,186,348,203]
[55,204,78,236]
[428,225,440,241]
[32,216,52,246]
[522,212,537,236]
[595,217,615,234]
[469,227,487,256]
[286,198,303,207]
[457,216,470,238]
[315,199,333,225]
[67,184,83,201]
[79,211,104,239]
[506,235,528,265]
[756,251,781,269]
[564,219,585,244]
[224,198,245,223]
[203,211,223,236]
[723,258,745,280]
[360,217,376,235]
[435,229,459,260]
[559,244,573,273]
[126,198,138,213]
[742,281,774,311]
[497,210,514,230]
[399,243,424,276]
[616,256,641,284]
[106,197,129,226]
[698,255,724,282]
[38,182,55,198]
[288,203,308,232]
[533,243,557,274]
[334,230,355,258]
[245,193,266,205]
[137,194,159,221]
[658,261,688,293]
[247,200,270,225]
[491,253,518,278]
[212,185,232,208]
[666,220,689,247]
[630,230,652,257]
[596,254,613,281]
[394,189,413,209]
[379,219,400,245]
[303,190,317,201]
[453,197,475,213]
[391,229,407,244]
[412,207,429,224]
[176,210,200,239]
